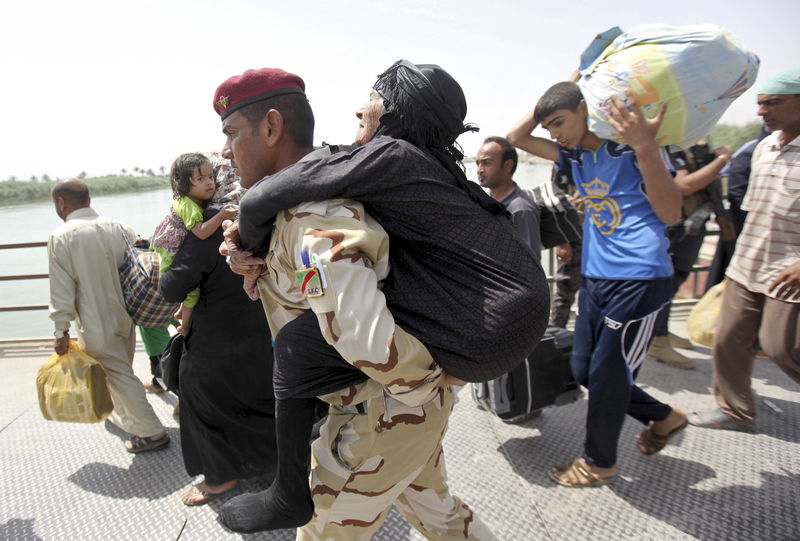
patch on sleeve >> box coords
[295,267,324,298]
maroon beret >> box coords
[213,68,305,120]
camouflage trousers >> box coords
[298,386,496,541]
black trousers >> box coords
[272,310,368,400]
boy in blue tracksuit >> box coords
[507,82,688,486]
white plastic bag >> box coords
[578,24,760,148]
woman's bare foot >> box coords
[181,479,238,506]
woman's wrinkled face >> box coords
[354,90,386,146]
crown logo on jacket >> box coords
[582,178,610,197]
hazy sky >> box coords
[2,0,796,180]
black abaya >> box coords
[160,210,277,485]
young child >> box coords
[507,82,688,487]
[152,152,238,335]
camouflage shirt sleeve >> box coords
[260,199,443,407]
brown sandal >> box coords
[125,432,170,453]
[549,459,616,488]
[636,417,688,455]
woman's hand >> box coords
[220,220,264,276]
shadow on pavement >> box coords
[0,518,44,541]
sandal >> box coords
[549,459,616,488]
[181,481,238,507]
[636,417,688,455]
[688,409,756,432]
[125,432,170,454]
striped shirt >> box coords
[726,131,800,302]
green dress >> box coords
[151,196,204,307]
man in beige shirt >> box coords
[691,67,800,431]
[48,179,168,452]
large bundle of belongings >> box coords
[577,24,760,148]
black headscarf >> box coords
[372,60,507,215]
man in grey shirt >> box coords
[477,136,543,257]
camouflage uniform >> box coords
[257,199,495,541]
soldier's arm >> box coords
[286,203,444,407]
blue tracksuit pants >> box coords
[572,276,674,468]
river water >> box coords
[0,162,552,339]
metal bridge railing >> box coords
[0,242,49,315]
[0,233,717,342]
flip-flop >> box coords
[688,409,756,432]
[549,459,616,488]
[636,417,689,455]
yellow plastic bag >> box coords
[687,280,726,347]
[36,341,114,423]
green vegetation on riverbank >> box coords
[708,120,763,151]
[0,175,169,206]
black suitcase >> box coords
[472,327,582,422]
